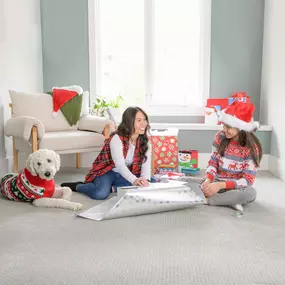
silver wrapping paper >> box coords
[77,180,206,221]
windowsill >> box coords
[150,123,273,131]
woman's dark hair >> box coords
[218,131,263,167]
[114,106,150,162]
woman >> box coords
[61,106,151,200]
[201,100,263,212]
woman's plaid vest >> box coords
[84,135,144,183]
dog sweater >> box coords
[0,168,55,202]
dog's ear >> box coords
[53,151,61,171]
[26,152,37,176]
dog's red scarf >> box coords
[0,168,55,202]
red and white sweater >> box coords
[206,131,259,189]
[1,168,55,202]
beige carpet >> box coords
[0,170,285,285]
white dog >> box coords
[0,149,83,211]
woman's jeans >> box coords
[76,171,133,200]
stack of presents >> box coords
[151,92,250,180]
[150,128,200,181]
[204,92,250,125]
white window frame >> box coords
[88,0,211,116]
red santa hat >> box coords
[51,85,83,118]
[218,101,259,132]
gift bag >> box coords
[204,105,221,125]
[178,150,198,172]
[150,128,179,175]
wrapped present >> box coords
[206,98,229,110]
[178,150,198,172]
[180,167,200,176]
[228,92,250,105]
[150,128,179,175]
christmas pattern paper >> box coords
[150,135,178,174]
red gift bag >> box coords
[150,128,179,175]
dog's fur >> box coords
[1,149,83,211]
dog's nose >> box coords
[45,172,51,177]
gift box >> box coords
[150,128,179,175]
[206,98,229,110]
[178,150,198,172]
[228,92,250,105]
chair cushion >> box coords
[39,130,105,151]
[9,90,90,132]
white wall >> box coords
[261,0,285,180]
[0,0,43,176]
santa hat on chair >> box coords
[218,101,259,132]
[51,85,83,118]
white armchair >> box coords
[5,90,114,173]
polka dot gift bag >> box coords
[150,128,179,175]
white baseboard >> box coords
[61,152,270,171]
[5,152,271,172]
[269,155,285,181]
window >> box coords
[88,0,211,116]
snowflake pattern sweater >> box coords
[206,131,259,189]
[1,168,55,202]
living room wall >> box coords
[261,0,285,180]
[0,0,43,176]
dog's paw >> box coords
[69,202,83,211]
[61,187,72,201]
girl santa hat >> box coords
[218,100,260,132]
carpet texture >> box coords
[0,171,285,285]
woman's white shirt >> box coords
[110,134,151,183]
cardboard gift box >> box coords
[150,128,179,175]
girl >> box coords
[201,101,263,211]
[61,106,151,200]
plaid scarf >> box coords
[85,135,144,183]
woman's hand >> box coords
[202,182,223,197]
[201,178,210,190]
[133,177,149,187]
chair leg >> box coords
[103,125,109,138]
[12,138,19,173]
[31,126,38,152]
[76,153,81,168]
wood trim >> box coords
[31,126,38,152]
[76,153,81,168]
[103,125,109,138]
[12,138,19,173]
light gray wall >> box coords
[210,0,264,121]
[0,0,43,176]
[178,130,271,154]
[261,0,285,180]
[40,0,89,92]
